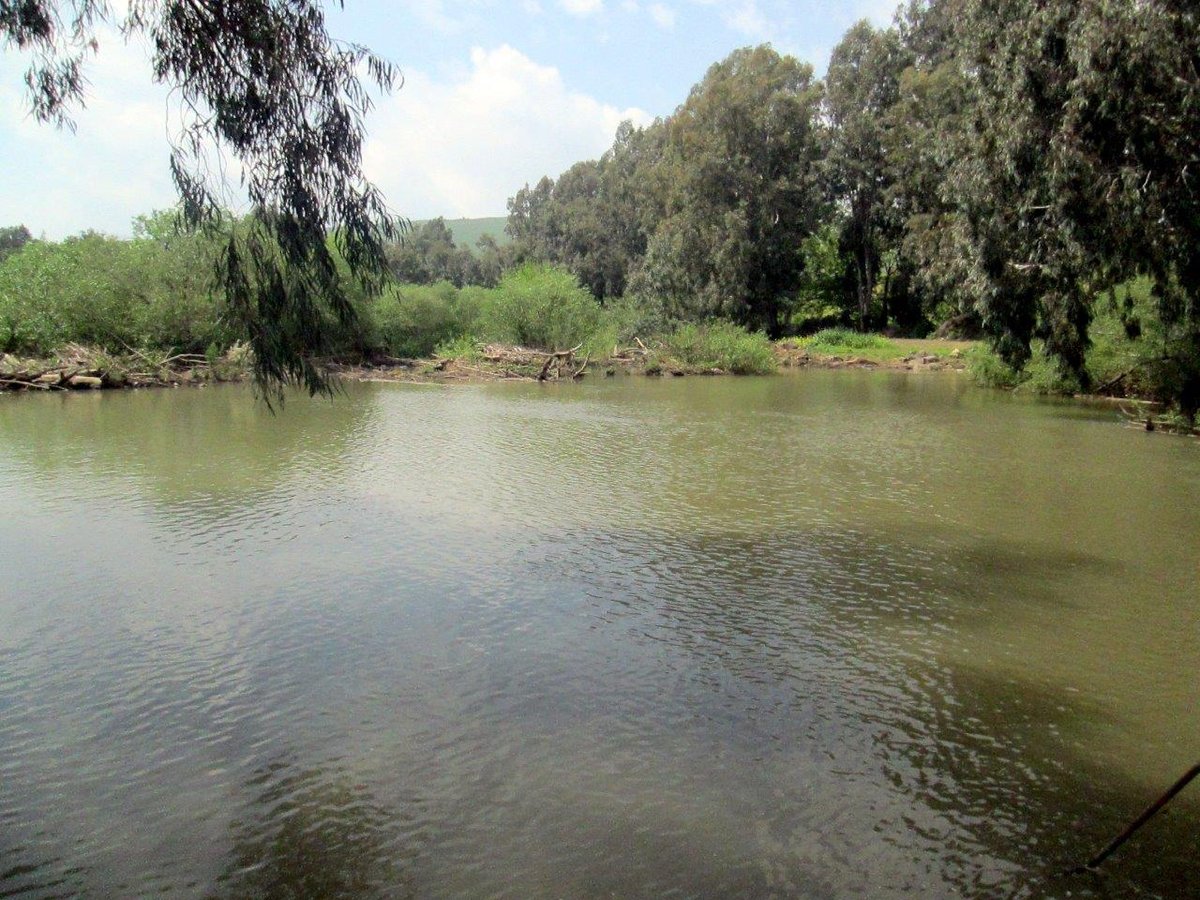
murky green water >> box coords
[0,372,1196,898]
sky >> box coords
[0,0,898,239]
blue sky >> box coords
[1,0,896,238]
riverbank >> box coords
[0,344,252,392]
[336,336,976,386]
[2,338,971,393]
[3,337,1185,433]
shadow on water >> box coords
[529,522,1196,897]
[212,755,418,900]
[0,842,84,900]
[895,664,1199,898]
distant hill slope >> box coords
[412,216,510,252]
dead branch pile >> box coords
[441,343,591,382]
[0,344,216,392]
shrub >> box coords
[0,230,231,356]
[967,343,1079,393]
[433,334,481,360]
[482,263,601,350]
[665,321,777,374]
[454,285,491,337]
[370,281,463,358]
[803,328,893,352]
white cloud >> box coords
[560,0,605,15]
[1,37,647,235]
[363,45,650,219]
[648,3,677,28]
[0,30,178,237]
[723,0,768,37]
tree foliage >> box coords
[952,0,1200,413]
[2,0,403,396]
[635,47,825,336]
[0,225,32,262]
[823,21,907,330]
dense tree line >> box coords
[503,0,1200,415]
[5,0,1197,415]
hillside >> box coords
[414,216,509,252]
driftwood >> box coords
[1095,369,1131,395]
[611,336,656,360]
[537,343,584,381]
[0,366,104,391]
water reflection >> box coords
[0,385,377,516]
[215,757,416,899]
[0,376,1196,898]
[534,521,1198,895]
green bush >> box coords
[482,263,601,350]
[433,334,481,360]
[804,328,894,352]
[370,281,464,358]
[454,285,491,338]
[967,342,1080,394]
[665,321,777,374]
[0,229,231,356]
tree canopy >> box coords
[2,0,403,396]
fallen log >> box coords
[0,376,58,390]
[537,343,583,381]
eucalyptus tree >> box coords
[822,21,908,330]
[1,0,403,396]
[884,0,977,332]
[954,0,1200,413]
[386,218,477,287]
[0,225,32,261]
[504,120,665,302]
[638,45,825,335]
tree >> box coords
[823,21,907,331]
[386,218,477,287]
[953,0,1200,414]
[637,45,825,335]
[884,0,978,334]
[504,120,666,303]
[2,0,402,396]
[0,225,32,261]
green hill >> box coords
[413,216,509,252]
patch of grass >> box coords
[664,321,777,374]
[787,328,903,362]
[805,328,894,351]
[433,334,482,361]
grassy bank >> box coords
[779,329,973,371]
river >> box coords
[0,372,1196,897]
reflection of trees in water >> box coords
[213,757,415,899]
[0,840,84,898]
[0,385,378,513]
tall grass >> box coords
[664,321,777,374]
[801,328,894,352]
